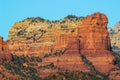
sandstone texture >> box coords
[7,13,115,73]
[0,13,118,79]
[0,36,11,60]
[31,13,115,74]
[8,16,83,56]
[77,13,115,73]
[59,12,115,74]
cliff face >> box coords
[77,13,115,73]
[30,13,115,74]
[0,36,11,60]
[78,12,110,51]
[8,16,83,56]
[55,12,115,74]
[3,13,119,79]
[8,15,120,55]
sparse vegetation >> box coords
[44,70,108,80]
[6,14,120,80]
[80,54,109,80]
[112,51,120,68]
[9,14,83,43]
[44,49,66,58]
[80,54,97,74]
[44,53,52,58]
[0,55,41,80]
[12,55,42,63]
[40,63,55,69]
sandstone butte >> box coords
[0,12,116,76]
[42,12,115,74]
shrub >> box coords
[44,70,109,80]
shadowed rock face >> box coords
[0,36,11,60]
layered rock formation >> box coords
[4,13,117,79]
[8,16,83,56]
[0,36,11,60]
[40,12,115,74]
[77,13,115,73]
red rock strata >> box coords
[64,12,115,73]
[6,12,115,74]
[0,36,11,60]
[42,12,115,74]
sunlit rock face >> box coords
[79,13,115,73]
[0,36,11,60]
[7,16,82,56]
[6,12,115,74]
[77,13,112,57]
[78,12,111,51]
[64,12,115,73]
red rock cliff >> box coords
[6,12,115,75]
[78,12,110,51]
[65,12,115,73]
[0,36,11,60]
[41,13,115,74]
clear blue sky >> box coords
[0,0,120,40]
